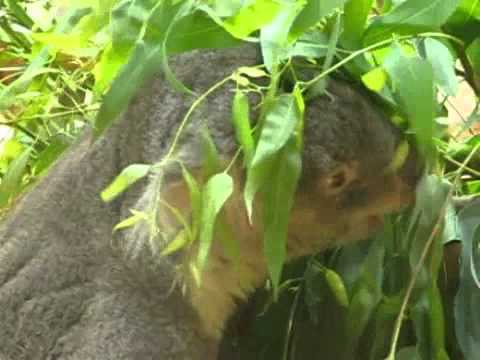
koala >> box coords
[123,57,421,357]
[0,45,420,360]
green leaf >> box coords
[201,130,222,178]
[5,0,34,28]
[244,93,301,219]
[209,0,282,39]
[467,37,480,74]
[93,0,153,93]
[197,173,233,273]
[364,0,462,45]
[287,31,329,58]
[290,0,347,39]
[34,137,70,175]
[465,180,480,194]
[232,90,255,166]
[447,0,480,27]
[181,165,202,239]
[260,2,301,70]
[423,38,459,96]
[100,164,151,202]
[383,48,435,159]
[113,209,148,232]
[162,228,190,256]
[0,139,24,161]
[167,12,242,54]
[251,94,300,167]
[95,0,193,134]
[342,0,374,48]
[237,66,268,78]
[263,140,302,296]
[325,269,349,307]
[244,156,275,221]
[0,148,31,208]
[455,202,480,359]
[361,66,387,92]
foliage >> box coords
[1,0,480,359]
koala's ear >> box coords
[320,163,358,196]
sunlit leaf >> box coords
[113,209,148,232]
[290,0,347,39]
[207,0,282,39]
[342,0,373,48]
[100,164,151,202]
[361,66,387,92]
[260,2,301,70]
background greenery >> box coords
[1,0,479,359]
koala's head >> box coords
[286,80,422,257]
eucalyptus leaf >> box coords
[244,93,301,220]
[342,0,373,48]
[364,0,461,45]
[100,164,151,202]
[167,12,241,54]
[290,0,347,39]
[197,173,233,274]
[0,148,31,208]
[93,0,152,93]
[286,31,329,59]
[260,2,301,70]
[182,165,202,239]
[383,48,436,159]
[263,140,302,296]
[200,0,281,39]
[232,90,255,166]
[251,94,300,167]
[95,0,193,135]
[113,209,148,232]
[423,38,459,96]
